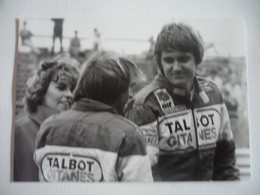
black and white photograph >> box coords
[1,0,260,194]
[12,18,249,182]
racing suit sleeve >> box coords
[125,103,161,181]
[116,132,153,182]
[213,103,240,180]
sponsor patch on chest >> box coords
[154,88,186,114]
[157,105,221,153]
[158,110,197,152]
[194,107,221,147]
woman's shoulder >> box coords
[15,113,31,127]
[15,113,38,135]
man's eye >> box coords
[178,56,190,63]
[163,57,174,63]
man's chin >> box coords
[169,80,187,89]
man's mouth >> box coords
[172,73,187,79]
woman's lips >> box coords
[59,99,72,107]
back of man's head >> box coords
[73,52,131,111]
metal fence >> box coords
[236,148,250,180]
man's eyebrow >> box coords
[178,54,191,58]
[163,56,174,58]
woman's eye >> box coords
[178,56,190,63]
[130,82,136,88]
[163,57,174,64]
[57,83,67,91]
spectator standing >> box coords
[69,30,81,57]
[20,21,40,54]
[51,18,64,54]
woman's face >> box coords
[43,81,73,112]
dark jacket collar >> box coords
[72,98,118,114]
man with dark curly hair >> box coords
[14,55,79,181]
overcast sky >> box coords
[20,18,246,57]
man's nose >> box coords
[173,61,182,71]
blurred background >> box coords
[15,18,249,179]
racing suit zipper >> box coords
[190,105,201,180]
[182,92,201,180]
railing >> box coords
[236,148,250,180]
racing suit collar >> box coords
[155,74,193,97]
[155,74,209,104]
[72,98,118,114]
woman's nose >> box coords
[64,89,73,98]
